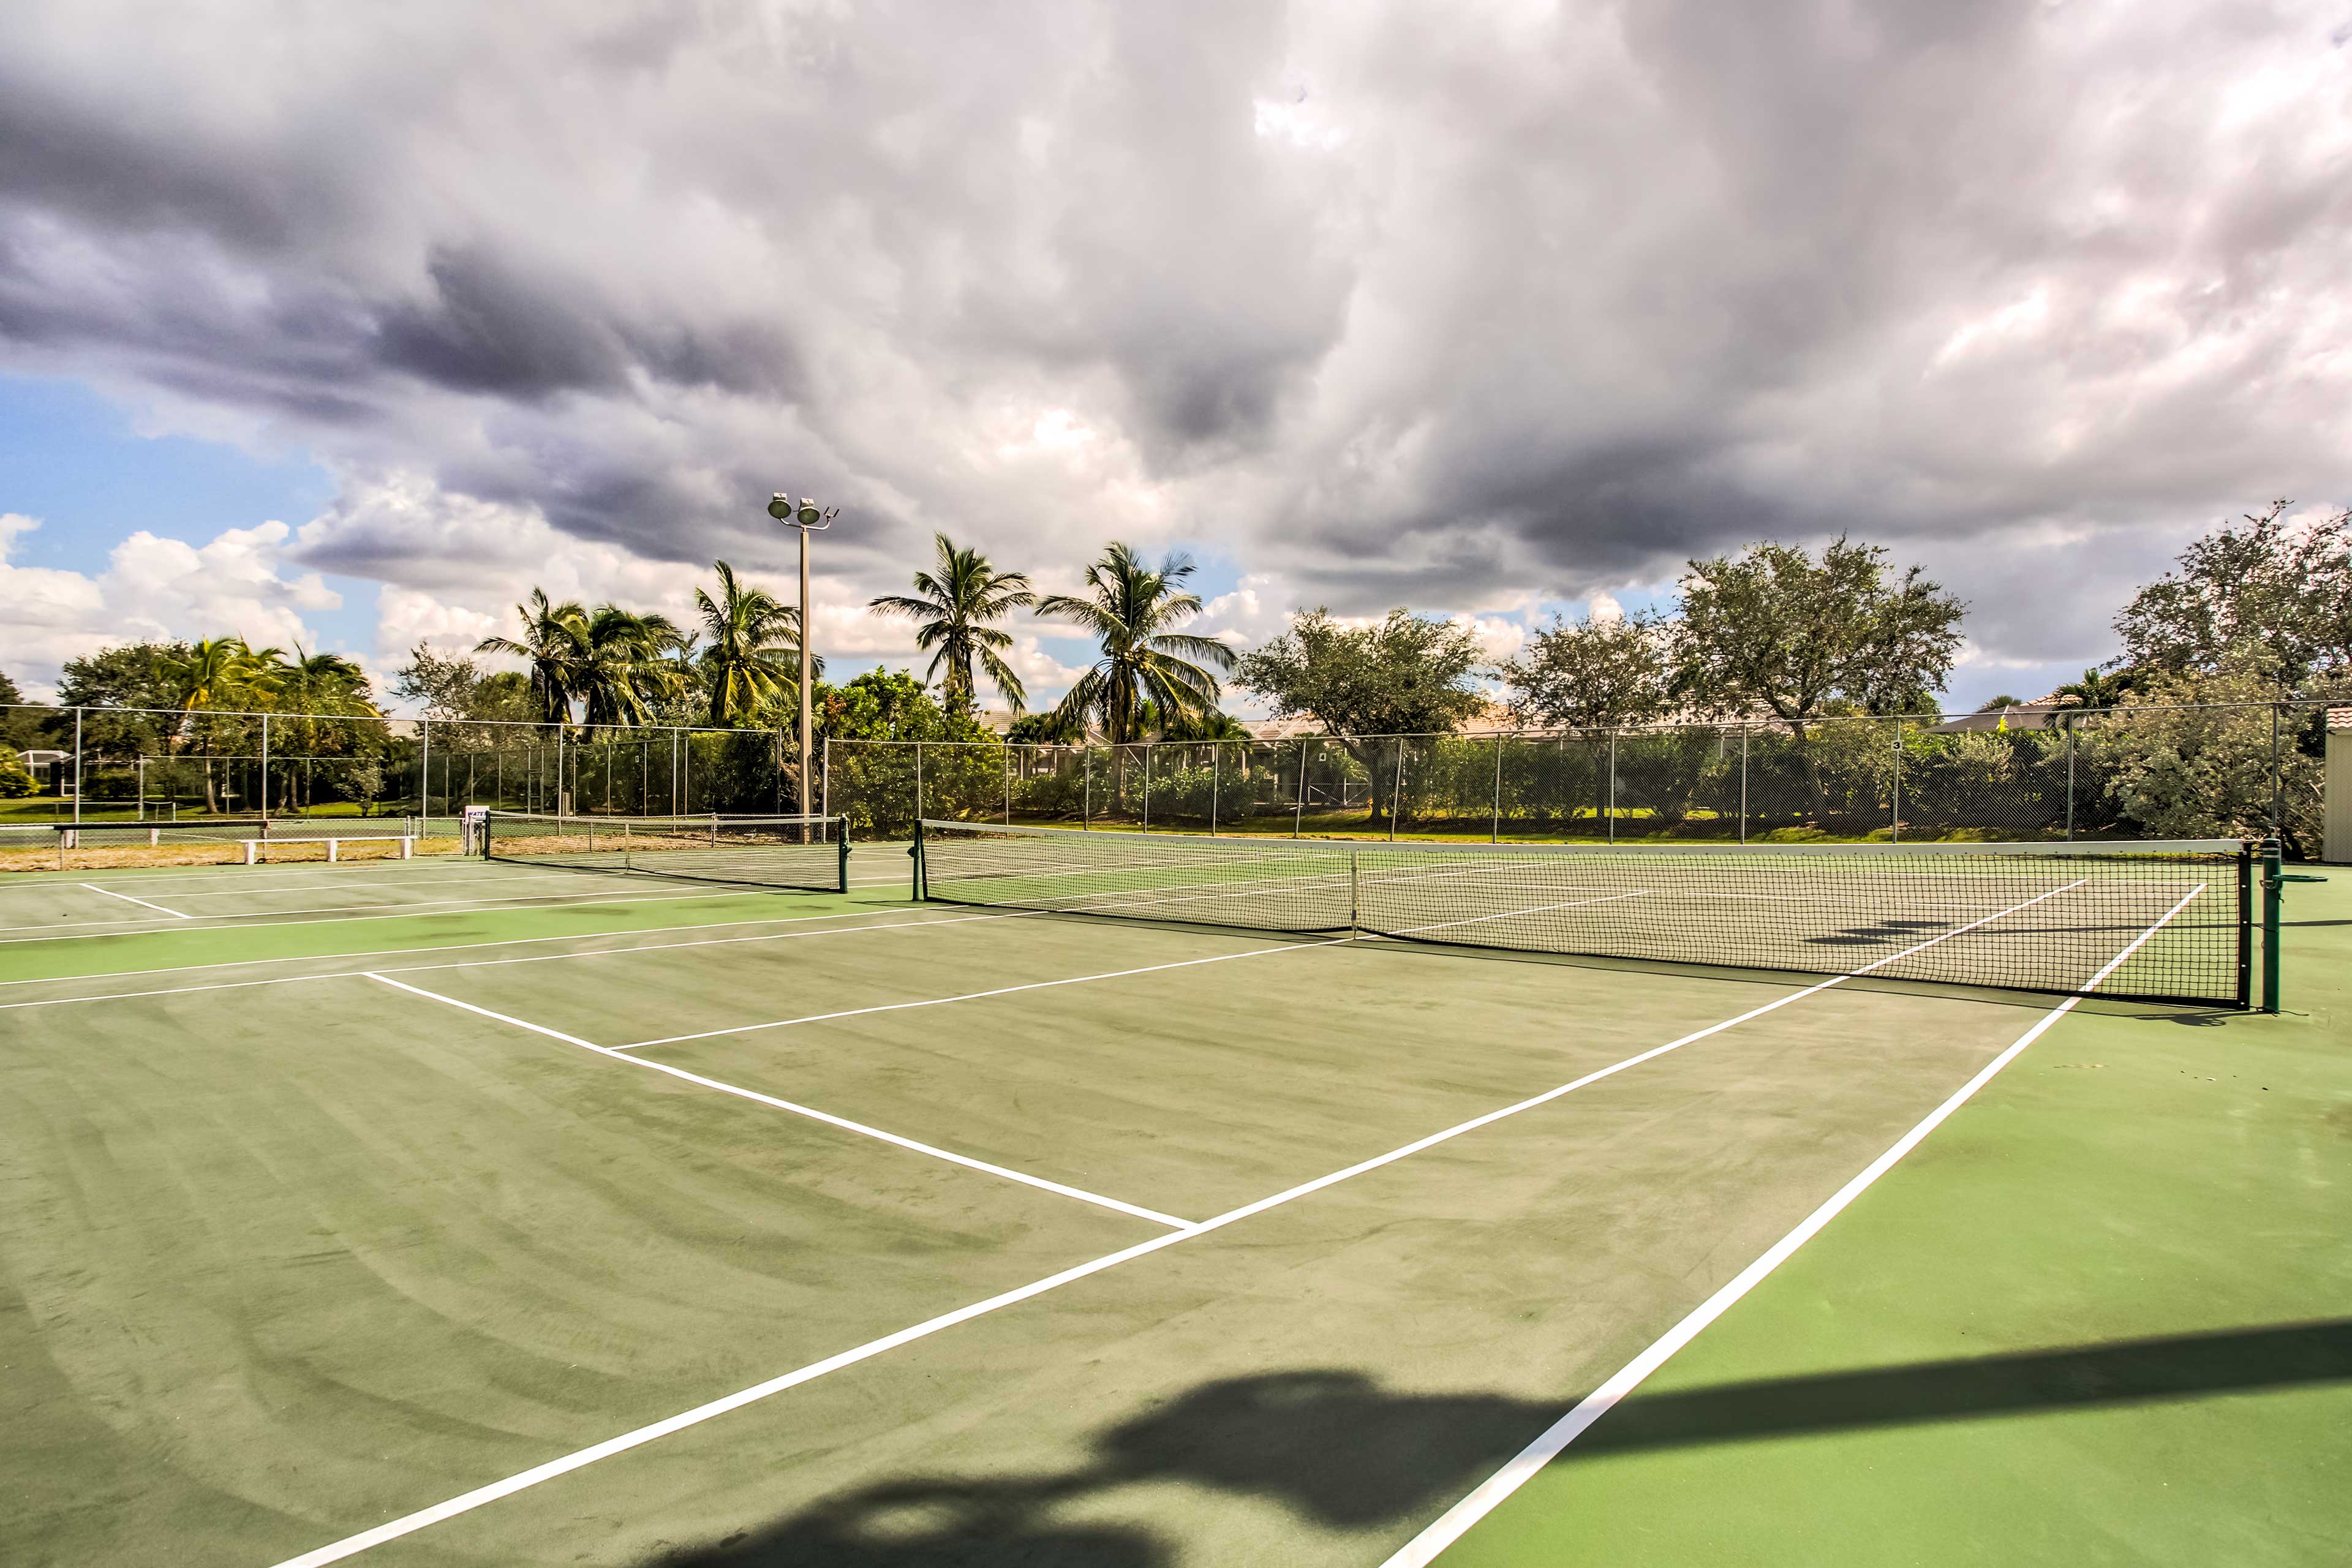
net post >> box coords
[2235,841,2253,1009]
[2261,837,2283,1014]
[836,826,850,895]
[912,818,929,902]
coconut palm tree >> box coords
[1036,543,1235,744]
[477,589,591,724]
[2051,668,2145,728]
[696,560,811,726]
[868,533,1036,715]
[165,636,265,712]
[575,605,687,728]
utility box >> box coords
[2329,723,2352,864]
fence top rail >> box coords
[917,820,2247,858]
[0,703,778,737]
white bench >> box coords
[241,834,415,864]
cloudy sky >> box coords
[3,0,2348,715]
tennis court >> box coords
[3,818,2345,1566]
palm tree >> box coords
[477,589,590,724]
[165,636,263,712]
[2051,668,2145,728]
[575,605,687,728]
[696,560,810,726]
[1036,543,1235,744]
[262,645,382,812]
[868,533,1036,715]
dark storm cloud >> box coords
[0,0,2345,695]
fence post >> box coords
[1740,726,1747,844]
[1389,738,1401,842]
[72,706,83,823]
[261,712,272,820]
[557,723,566,816]
[1890,718,1901,843]
[1607,730,1616,844]
[822,737,831,826]
[418,716,429,825]
[1294,738,1306,839]
[2065,721,2076,841]
[1143,744,1152,832]
[914,741,925,826]
[1083,744,1091,829]
[1002,743,1011,824]
[1491,732,1502,843]
[2271,702,2283,840]
[1210,742,1220,837]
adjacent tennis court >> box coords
[2,820,2344,1567]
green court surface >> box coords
[1,841,2344,1566]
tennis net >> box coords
[484,812,848,894]
[915,821,2254,1006]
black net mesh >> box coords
[484,813,846,893]
[918,821,2248,1005]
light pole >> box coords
[768,492,839,826]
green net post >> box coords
[836,831,851,895]
[912,819,928,902]
[2235,842,2253,1010]
[2261,837,2283,1014]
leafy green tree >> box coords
[867,533,1035,715]
[695,560,807,726]
[1038,543,1234,744]
[393,646,492,720]
[1499,610,1676,730]
[1676,538,1966,730]
[2114,499,2352,685]
[1234,608,1488,824]
[1005,709,1083,744]
[0,667,48,752]
[56,641,192,712]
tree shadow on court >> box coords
[646,1321,2352,1565]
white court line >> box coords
[362,973,1194,1230]
[0,904,984,993]
[77,883,190,919]
[0,910,1040,1011]
[0,882,850,948]
[1375,881,2206,1568]
[265,888,2073,1568]
[0,866,614,897]
[615,937,1339,1049]
[0,882,790,936]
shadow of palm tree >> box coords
[650,1321,2352,1565]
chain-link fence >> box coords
[7,699,2340,855]
[826,699,2346,857]
[1,704,799,839]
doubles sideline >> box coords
[1377,884,2207,1566]
[265,882,2083,1568]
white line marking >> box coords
[1374,881,2206,1568]
[616,939,1337,1049]
[0,883,783,935]
[76,883,192,918]
[263,894,2070,1568]
[361,974,1194,1229]
[0,904,959,992]
[0,883,843,947]
[0,910,1038,1011]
